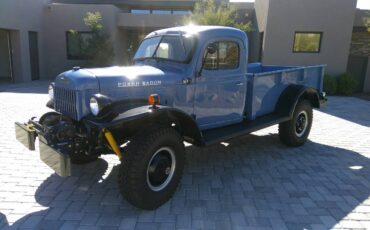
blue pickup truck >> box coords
[15,26,326,209]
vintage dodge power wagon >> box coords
[15,26,326,210]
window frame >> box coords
[152,9,172,15]
[130,9,151,14]
[172,10,192,15]
[129,8,192,15]
[204,40,240,71]
[133,34,198,64]
[292,31,323,53]
[66,31,92,60]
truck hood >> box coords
[55,65,183,91]
[54,64,184,120]
[55,68,99,90]
[86,65,175,91]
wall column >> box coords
[363,58,370,93]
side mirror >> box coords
[207,43,217,55]
[197,43,218,77]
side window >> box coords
[204,41,239,70]
[219,42,239,69]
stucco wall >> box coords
[44,4,121,78]
[0,0,51,82]
[259,0,357,76]
[254,0,269,33]
[117,13,184,29]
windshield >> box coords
[133,35,195,63]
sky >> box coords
[230,0,370,10]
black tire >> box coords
[118,126,185,210]
[279,100,313,147]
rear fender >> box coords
[275,84,320,119]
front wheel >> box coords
[279,100,313,146]
[118,127,185,210]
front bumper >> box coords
[14,121,71,177]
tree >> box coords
[183,0,253,32]
[70,12,114,67]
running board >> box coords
[202,114,290,146]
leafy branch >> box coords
[182,0,253,32]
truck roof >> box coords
[145,26,246,40]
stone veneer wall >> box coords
[350,31,370,57]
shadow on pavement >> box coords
[320,96,370,127]
[0,81,50,94]
[1,133,370,229]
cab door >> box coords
[193,39,247,130]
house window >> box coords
[130,8,192,15]
[131,9,151,14]
[204,41,239,70]
[172,10,192,15]
[152,10,172,15]
[66,31,92,60]
[293,32,322,53]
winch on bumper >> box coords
[15,111,123,177]
[15,119,72,177]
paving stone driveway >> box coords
[1,81,370,230]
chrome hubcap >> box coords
[146,147,176,192]
[295,111,308,137]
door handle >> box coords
[236,82,244,86]
[182,78,192,85]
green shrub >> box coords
[323,74,337,95]
[336,73,357,96]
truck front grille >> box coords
[54,86,78,120]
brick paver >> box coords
[1,82,370,229]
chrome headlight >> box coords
[89,94,112,117]
[48,84,54,99]
[89,97,100,116]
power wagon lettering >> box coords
[117,80,162,88]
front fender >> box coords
[85,105,204,146]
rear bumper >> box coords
[14,121,71,177]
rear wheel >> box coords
[118,126,185,210]
[279,100,313,146]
